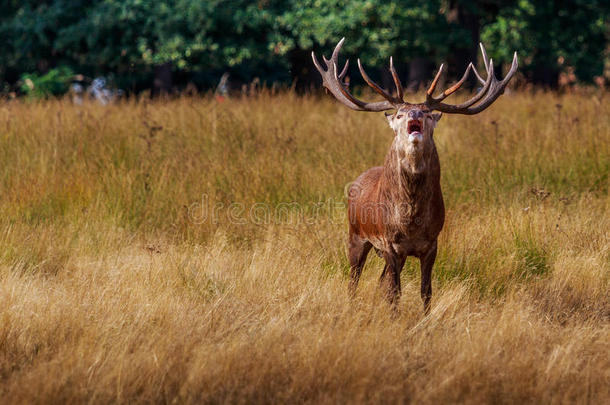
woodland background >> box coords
[1,0,609,96]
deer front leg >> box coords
[380,251,406,309]
[419,241,438,314]
[348,235,372,297]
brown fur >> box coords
[312,39,515,312]
[347,106,444,313]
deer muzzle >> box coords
[407,118,422,134]
[407,118,423,146]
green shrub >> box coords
[20,66,74,98]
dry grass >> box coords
[0,91,608,404]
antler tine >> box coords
[332,61,367,106]
[389,56,404,101]
[479,43,490,70]
[338,59,349,81]
[311,38,397,112]
[472,64,486,85]
[426,64,444,100]
[460,52,517,112]
[427,63,474,104]
[471,43,491,85]
[312,50,325,73]
[454,61,495,109]
[325,37,345,72]
[357,59,402,104]
[426,43,494,105]
[427,48,518,115]
[448,47,496,109]
[446,63,474,95]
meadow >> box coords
[0,90,608,404]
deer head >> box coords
[385,106,442,174]
[312,39,517,174]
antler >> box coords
[425,43,518,115]
[312,38,411,112]
[312,39,518,115]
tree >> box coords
[0,0,90,84]
[482,0,609,86]
[0,0,607,93]
[270,0,466,90]
[1,1,286,91]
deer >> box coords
[312,38,517,313]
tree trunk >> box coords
[407,57,432,91]
[531,63,559,88]
[448,1,479,88]
[289,49,322,93]
[153,62,173,96]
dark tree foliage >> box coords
[0,0,608,94]
[482,0,608,85]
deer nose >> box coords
[408,109,424,120]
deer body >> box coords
[312,38,517,312]
[347,106,444,310]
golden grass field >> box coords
[0,91,608,404]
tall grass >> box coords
[0,91,608,403]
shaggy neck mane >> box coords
[379,140,436,218]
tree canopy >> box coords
[1,0,608,95]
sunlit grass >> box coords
[0,91,608,403]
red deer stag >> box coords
[312,39,517,313]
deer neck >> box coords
[381,137,437,210]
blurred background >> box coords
[1,0,609,98]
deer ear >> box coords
[385,112,393,124]
[385,112,397,131]
[384,113,396,133]
[431,112,442,124]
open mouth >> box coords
[407,119,422,133]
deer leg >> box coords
[348,235,372,296]
[380,251,406,309]
[379,263,389,285]
[419,241,438,315]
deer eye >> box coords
[396,114,404,119]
